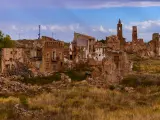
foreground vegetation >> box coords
[0,79,160,120]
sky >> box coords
[1,0,160,42]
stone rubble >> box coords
[0,77,41,95]
[60,73,72,83]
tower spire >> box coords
[118,19,121,24]
[38,25,41,39]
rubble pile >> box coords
[5,61,33,77]
[0,73,73,96]
[0,77,41,95]
[87,77,109,89]
[60,73,72,83]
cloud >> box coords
[124,20,160,33]
[49,24,79,32]
[0,23,81,40]
[11,25,18,31]
[93,25,108,33]
[1,19,160,42]
[41,25,47,30]
[123,20,160,41]
[1,0,160,9]
[108,29,116,33]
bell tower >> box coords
[117,19,123,40]
[117,19,125,50]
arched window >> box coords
[52,51,56,59]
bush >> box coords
[64,70,87,81]
[19,95,28,107]
[121,74,160,87]
[121,75,140,87]
[109,85,116,90]
[21,73,61,85]
[132,63,141,71]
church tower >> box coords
[117,19,125,50]
[117,19,123,41]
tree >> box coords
[0,30,15,49]
[98,39,106,44]
[0,31,4,48]
[0,31,15,72]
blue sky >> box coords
[1,0,160,42]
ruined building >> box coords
[72,32,96,61]
[104,50,132,83]
[124,26,146,55]
[152,33,160,56]
[41,39,64,72]
[147,33,160,57]
[0,48,25,75]
[93,41,106,61]
[106,35,121,51]
[132,26,138,42]
[0,36,65,76]
[88,49,132,84]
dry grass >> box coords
[133,59,160,73]
[26,83,160,120]
[0,83,160,120]
[1,67,160,120]
[0,97,19,120]
[106,105,160,120]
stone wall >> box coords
[1,48,24,73]
[106,35,120,51]
[87,50,132,85]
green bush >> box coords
[121,74,160,87]
[121,75,140,87]
[21,73,61,85]
[132,63,141,71]
[19,95,28,107]
[64,70,87,81]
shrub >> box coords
[21,73,61,85]
[109,85,116,91]
[132,63,141,71]
[19,95,28,107]
[64,70,87,81]
[121,75,140,87]
[121,74,160,87]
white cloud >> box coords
[124,20,160,33]
[1,20,160,42]
[50,25,66,32]
[99,25,107,33]
[41,25,47,30]
[49,24,79,32]
[11,25,18,30]
[124,25,132,31]
[108,29,116,33]
[92,25,108,33]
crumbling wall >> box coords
[106,35,120,51]
[87,51,132,86]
